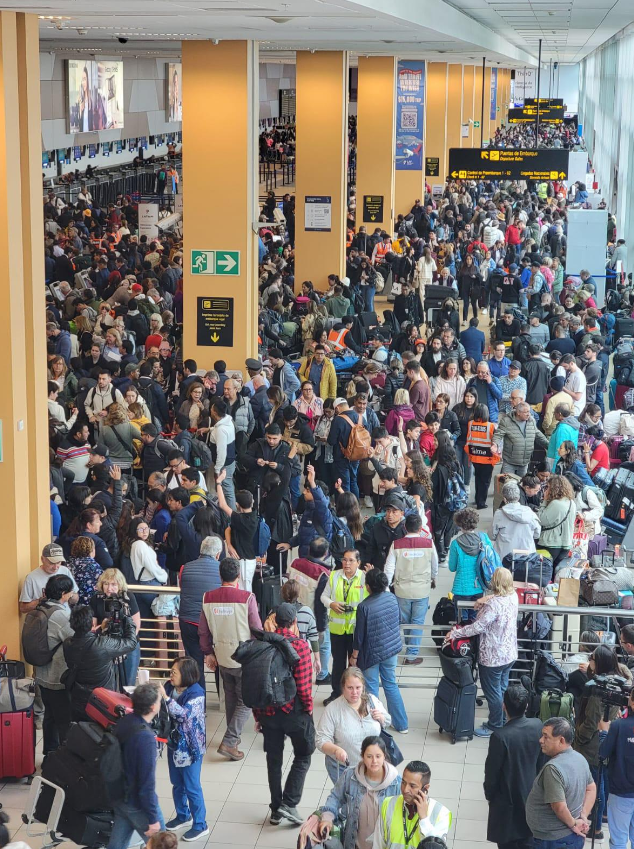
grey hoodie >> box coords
[562,415,581,432]
[456,531,481,557]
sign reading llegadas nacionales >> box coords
[448,148,570,181]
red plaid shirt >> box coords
[254,627,314,719]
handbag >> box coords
[0,676,35,713]
[580,571,619,606]
[379,728,403,766]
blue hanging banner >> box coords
[490,68,498,121]
[395,60,425,171]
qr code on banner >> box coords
[401,108,418,129]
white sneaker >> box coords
[364,496,374,508]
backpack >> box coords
[329,513,355,563]
[443,471,468,512]
[432,597,455,647]
[188,492,229,535]
[475,534,501,590]
[534,649,568,694]
[154,437,179,461]
[514,335,532,364]
[232,631,299,710]
[605,288,623,312]
[338,414,373,461]
[582,484,608,509]
[22,602,64,666]
[539,690,574,723]
[253,516,272,557]
[189,438,213,472]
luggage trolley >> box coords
[21,777,65,849]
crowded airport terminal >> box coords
[4,2,634,849]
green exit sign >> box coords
[473,121,480,128]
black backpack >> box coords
[514,335,532,364]
[534,649,568,694]
[431,597,455,647]
[22,602,64,666]
[232,631,299,710]
[329,514,355,563]
[189,438,213,472]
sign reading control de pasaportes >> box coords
[448,148,569,181]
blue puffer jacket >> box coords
[466,375,503,422]
[291,485,333,557]
[353,590,403,669]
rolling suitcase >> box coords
[57,807,114,847]
[615,317,634,345]
[0,645,35,781]
[41,746,106,812]
[439,652,475,689]
[86,688,132,729]
[433,677,477,743]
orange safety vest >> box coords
[374,241,390,263]
[328,327,349,351]
[465,421,499,466]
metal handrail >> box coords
[457,600,634,617]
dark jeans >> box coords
[591,763,608,835]
[533,835,584,849]
[473,463,494,508]
[432,508,454,560]
[40,685,72,755]
[179,619,206,689]
[329,632,354,698]
[333,459,353,496]
[479,661,514,728]
[499,839,534,849]
[457,442,472,486]
[261,705,315,812]
[462,294,479,321]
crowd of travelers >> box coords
[17,124,634,849]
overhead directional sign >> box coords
[197,297,234,347]
[448,148,570,181]
[190,250,240,276]
[508,102,564,124]
[362,195,384,223]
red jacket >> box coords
[505,224,522,246]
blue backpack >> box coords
[329,513,355,563]
[476,533,501,590]
[443,472,468,512]
[253,516,272,557]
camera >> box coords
[99,593,130,637]
[585,674,632,710]
[342,604,354,614]
[118,37,128,44]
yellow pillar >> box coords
[356,56,396,234]
[295,51,348,290]
[424,63,448,190]
[446,64,463,178]
[462,65,476,147]
[0,11,48,657]
[475,63,484,147]
[484,66,492,143]
[182,41,258,371]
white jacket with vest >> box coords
[383,534,439,599]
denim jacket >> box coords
[165,682,206,767]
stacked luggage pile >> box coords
[0,647,36,784]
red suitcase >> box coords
[86,688,132,729]
[0,709,35,780]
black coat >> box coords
[483,716,545,843]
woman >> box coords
[69,536,102,606]
[433,393,460,442]
[385,388,416,437]
[122,517,167,654]
[433,359,466,409]
[266,385,287,425]
[316,667,390,784]
[101,402,141,471]
[48,355,78,406]
[301,300,328,345]
[90,568,142,687]
[448,567,518,738]
[383,359,405,410]
[457,254,482,323]
[305,735,400,849]
[574,645,632,840]
[404,451,433,519]
[313,399,335,489]
[179,382,209,431]
[335,490,364,542]
[460,356,477,383]
[414,246,437,314]
[553,439,593,485]
[124,385,151,422]
[582,432,610,478]
[161,657,208,841]
[448,507,491,619]
[101,329,122,364]
[351,569,408,733]
[293,381,323,431]
[465,403,499,510]
[431,431,461,562]
[149,313,163,338]
[538,474,577,570]
[73,313,94,356]
[453,387,477,487]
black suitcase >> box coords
[615,317,634,344]
[433,677,477,743]
[42,746,107,812]
[423,284,453,307]
[439,653,475,688]
[259,576,283,618]
[57,808,114,847]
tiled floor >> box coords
[0,484,498,849]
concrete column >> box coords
[0,12,49,656]
[182,40,258,370]
[356,56,396,234]
[294,51,348,290]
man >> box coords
[207,398,237,509]
[223,378,255,460]
[85,369,126,427]
[280,405,315,508]
[619,624,634,671]
[140,424,177,478]
[360,493,407,572]
[523,345,552,408]
[496,310,521,345]
[107,683,165,849]
[19,543,79,614]
[249,373,272,438]
[541,376,570,437]
[560,354,587,417]
[55,421,92,485]
[525,718,596,849]
[505,216,523,264]
[46,322,72,365]
[484,685,544,849]
[178,536,223,687]
[384,512,437,666]
[489,341,511,379]
[421,335,445,379]
[279,464,332,559]
[321,549,368,705]
[440,327,466,362]
[528,313,551,349]
[511,324,534,365]
[460,317,486,363]
[243,422,291,494]
[499,363,528,418]
[547,325,576,357]
[466,361,503,423]
[199,557,262,761]
[268,348,301,403]
[326,284,351,318]
[599,685,634,848]
[27,574,75,756]
[581,344,602,405]
[493,401,549,477]
[244,358,269,396]
[547,403,582,463]
[327,398,361,496]
[374,760,452,847]
[63,604,137,721]
[298,344,337,399]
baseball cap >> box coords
[131,283,143,293]
[509,263,519,272]
[42,542,65,563]
[333,397,348,410]
[383,494,406,512]
[275,603,298,628]
[90,443,110,457]
[509,361,522,371]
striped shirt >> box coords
[295,602,319,652]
